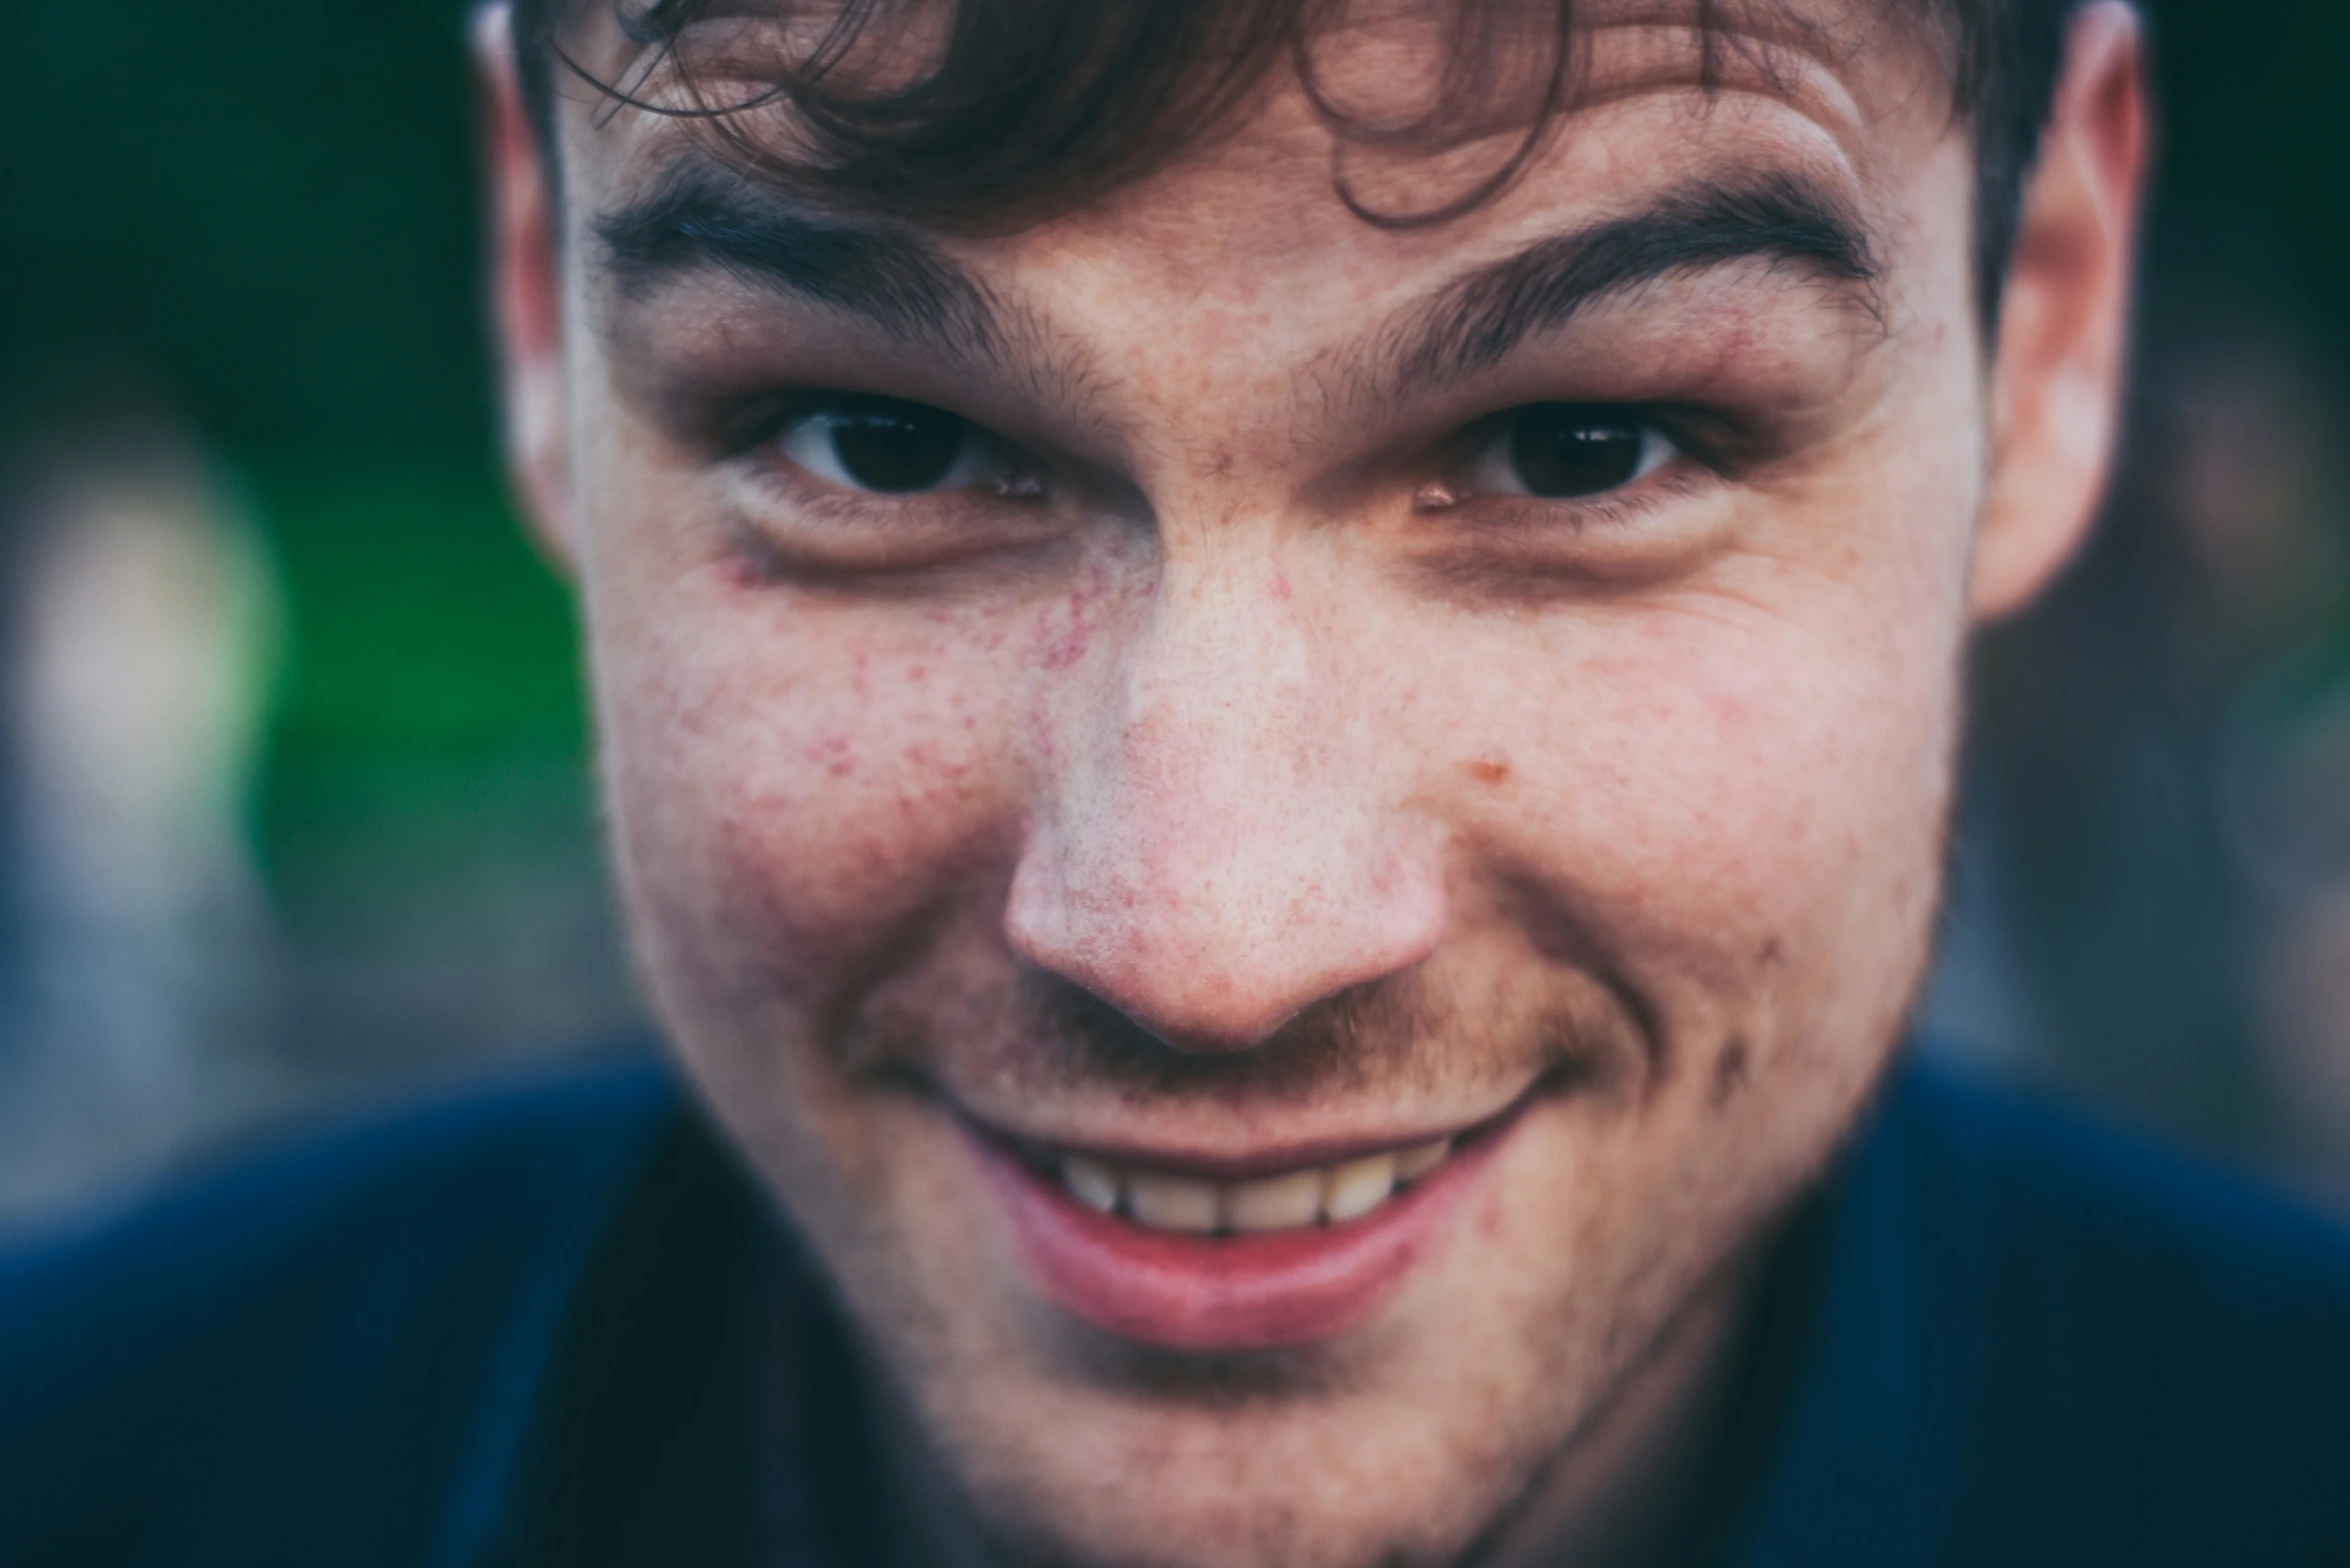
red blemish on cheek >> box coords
[1026,693,1064,769]
[716,552,769,594]
[1705,687,1752,730]
[809,732,855,778]
[1270,571,1292,603]
[1477,1189,1506,1237]
[904,740,970,786]
[1466,754,1511,786]
[1039,577,1102,671]
[1032,559,1120,674]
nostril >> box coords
[1004,879,1297,1055]
[1027,969,1299,1059]
[1004,824,1448,1057]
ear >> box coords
[473,2,579,570]
[1970,1,2149,620]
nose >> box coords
[1005,556,1447,1053]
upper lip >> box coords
[953,1078,1544,1182]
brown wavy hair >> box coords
[506,0,2084,323]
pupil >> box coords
[1507,405,1643,498]
[829,402,966,493]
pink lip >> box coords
[968,1113,1513,1352]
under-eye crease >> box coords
[1395,398,1739,598]
[710,389,1076,588]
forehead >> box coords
[553,0,1973,447]
[554,0,1961,261]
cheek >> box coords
[1455,382,1982,985]
[1451,573,1963,1007]
[594,572,1031,1005]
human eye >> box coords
[711,390,1070,586]
[770,393,1041,500]
[1452,403,1678,501]
[1405,401,1733,595]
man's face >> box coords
[494,4,2126,1563]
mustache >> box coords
[835,955,1653,1109]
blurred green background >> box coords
[0,1,2346,1215]
[0,3,633,1210]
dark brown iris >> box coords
[824,398,968,493]
[1507,405,1646,498]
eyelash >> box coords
[733,394,1719,526]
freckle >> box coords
[1466,754,1511,786]
[1710,1038,1749,1107]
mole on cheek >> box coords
[1709,1037,1750,1108]
[1465,753,1512,786]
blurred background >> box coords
[0,2,2344,1224]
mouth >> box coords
[963,1092,1533,1352]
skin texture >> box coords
[480,4,2146,1564]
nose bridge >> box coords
[1008,541,1446,1052]
[1130,547,1320,829]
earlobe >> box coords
[1970,1,2148,621]
[473,1,579,571]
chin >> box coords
[821,1102,1738,1568]
[931,1386,1545,1568]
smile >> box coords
[1045,1135,1456,1235]
[965,1095,1531,1353]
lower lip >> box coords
[970,1117,1511,1353]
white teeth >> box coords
[1054,1132,1459,1236]
[1125,1171,1222,1233]
[1061,1154,1120,1213]
[1394,1137,1451,1181]
[1322,1154,1398,1223]
[1226,1169,1325,1233]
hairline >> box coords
[501,0,2060,335]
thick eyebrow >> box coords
[593,159,1005,362]
[1381,172,1882,394]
